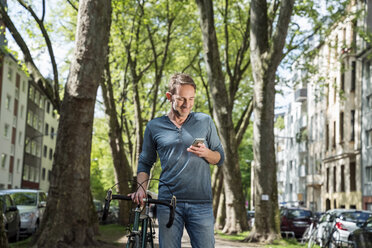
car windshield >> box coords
[11,192,37,206]
[341,212,372,222]
[287,209,312,219]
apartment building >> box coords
[359,0,372,211]
[0,52,28,189]
[275,89,308,208]
[39,98,58,192]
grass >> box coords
[8,224,127,248]
[9,237,31,248]
[215,230,250,241]
[97,224,128,245]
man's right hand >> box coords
[128,187,147,205]
[129,172,149,205]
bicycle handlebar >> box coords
[102,189,176,228]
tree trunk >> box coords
[247,0,294,242]
[101,62,133,226]
[212,166,223,219]
[214,188,226,230]
[195,0,249,233]
[33,0,112,246]
[0,210,8,248]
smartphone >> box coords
[192,138,205,147]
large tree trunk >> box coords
[0,210,8,248]
[195,0,248,233]
[212,166,223,219]
[247,0,294,243]
[101,61,133,226]
[214,188,226,230]
[33,0,112,246]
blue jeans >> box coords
[157,202,215,248]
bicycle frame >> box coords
[125,205,152,248]
[103,189,175,248]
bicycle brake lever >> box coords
[102,189,112,221]
[166,195,177,228]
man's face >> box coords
[169,84,195,118]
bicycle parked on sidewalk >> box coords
[102,181,176,248]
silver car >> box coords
[0,189,47,235]
[316,209,372,247]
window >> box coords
[7,67,13,81]
[34,90,39,105]
[333,166,337,192]
[45,123,49,135]
[326,124,329,150]
[42,168,46,180]
[333,121,336,148]
[46,101,50,113]
[31,141,36,156]
[43,145,47,158]
[3,124,10,138]
[351,61,356,92]
[48,170,51,182]
[51,127,55,139]
[351,110,355,141]
[23,165,29,180]
[1,154,7,168]
[5,95,11,110]
[340,112,344,142]
[327,167,330,192]
[350,162,356,191]
[366,166,372,182]
[368,130,372,147]
[341,165,345,192]
[29,86,34,101]
[32,114,38,129]
[368,94,372,110]
[49,148,53,160]
[27,111,33,126]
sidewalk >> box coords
[112,226,262,248]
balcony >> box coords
[306,174,322,187]
[295,88,307,102]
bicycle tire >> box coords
[302,226,311,244]
[126,234,141,248]
[307,229,318,248]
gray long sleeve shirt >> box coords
[137,112,225,203]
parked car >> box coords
[280,207,313,238]
[0,192,20,242]
[0,189,47,236]
[316,209,372,247]
[348,216,372,248]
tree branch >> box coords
[0,3,59,111]
[235,97,253,146]
[17,0,61,110]
[270,0,295,69]
[66,0,78,11]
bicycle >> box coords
[301,217,318,246]
[102,187,176,248]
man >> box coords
[131,73,224,248]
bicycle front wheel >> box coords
[126,234,141,248]
[307,229,318,248]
